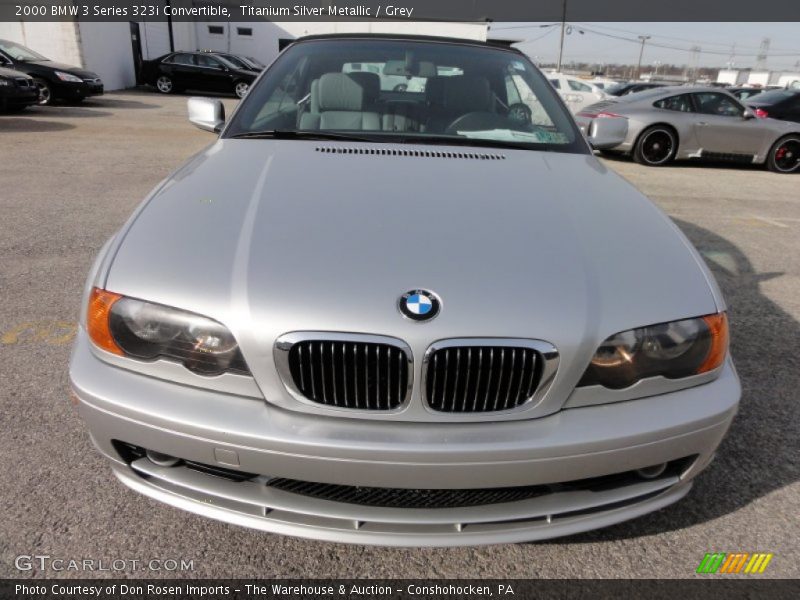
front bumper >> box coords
[53,80,104,100]
[0,85,38,107]
[70,331,739,545]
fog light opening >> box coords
[146,450,181,468]
[636,463,668,480]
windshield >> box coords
[225,38,584,152]
[0,40,48,62]
[217,54,248,69]
[605,82,628,95]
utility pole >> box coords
[635,35,651,80]
[556,0,567,72]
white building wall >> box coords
[78,22,136,90]
[140,22,173,59]
[747,71,771,87]
[0,21,82,66]
[1,20,487,92]
[186,21,487,67]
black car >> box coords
[746,89,800,123]
[141,52,259,99]
[727,87,766,102]
[0,66,38,111]
[0,39,103,105]
[605,81,669,96]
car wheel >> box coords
[767,136,800,173]
[33,78,52,105]
[633,126,677,166]
[234,81,249,99]
[155,75,175,94]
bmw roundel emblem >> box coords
[398,289,440,322]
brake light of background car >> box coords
[754,108,769,118]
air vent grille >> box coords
[315,147,505,160]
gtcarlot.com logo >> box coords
[697,552,774,574]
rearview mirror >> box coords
[742,109,755,120]
[187,97,225,133]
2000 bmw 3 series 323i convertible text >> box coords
[69,35,740,546]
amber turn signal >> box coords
[698,312,729,373]
[87,287,124,355]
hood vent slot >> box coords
[315,147,505,160]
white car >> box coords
[546,71,609,113]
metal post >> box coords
[635,35,650,80]
[556,0,567,72]
[165,0,175,52]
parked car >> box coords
[0,39,103,105]
[546,71,609,113]
[140,52,259,99]
[589,77,620,90]
[727,87,766,102]
[746,89,800,123]
[605,81,668,97]
[576,86,800,172]
[71,33,740,546]
[0,66,37,111]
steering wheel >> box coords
[444,112,507,135]
[507,103,532,126]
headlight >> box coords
[55,71,83,83]
[578,313,728,389]
[87,288,249,376]
[0,77,10,86]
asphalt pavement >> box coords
[0,91,798,578]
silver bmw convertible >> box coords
[69,34,740,546]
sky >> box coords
[489,22,800,71]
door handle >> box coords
[696,121,708,126]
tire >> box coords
[234,80,250,99]
[766,135,800,173]
[633,125,677,166]
[155,75,175,94]
[33,78,53,105]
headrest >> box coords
[345,71,380,104]
[442,76,492,113]
[425,76,448,106]
[318,72,379,111]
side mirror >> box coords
[742,109,755,120]
[187,97,225,133]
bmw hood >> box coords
[104,140,721,409]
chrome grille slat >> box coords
[284,336,410,411]
[425,342,545,413]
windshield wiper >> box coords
[399,135,541,151]
[229,130,376,142]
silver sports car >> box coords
[575,86,800,172]
[70,34,740,546]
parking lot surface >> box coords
[1,91,798,578]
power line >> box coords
[572,22,800,53]
[513,26,559,46]
[573,24,800,58]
